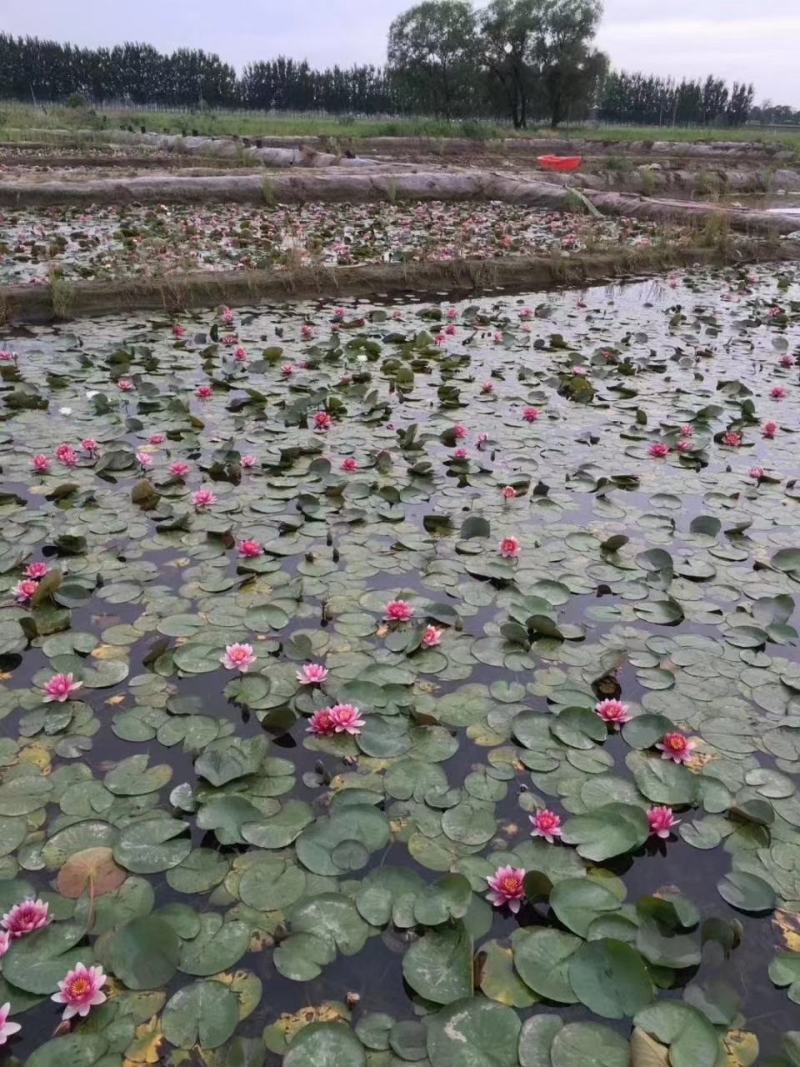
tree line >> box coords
[0,3,774,130]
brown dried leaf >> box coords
[57,846,127,898]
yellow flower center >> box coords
[69,977,90,997]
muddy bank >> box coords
[1,169,799,238]
[1,240,795,324]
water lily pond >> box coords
[1,263,800,1067]
[0,201,680,285]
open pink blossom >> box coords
[595,698,631,727]
[434,334,447,347]
[192,488,216,510]
[750,466,765,481]
[241,455,257,469]
[195,384,213,400]
[649,442,670,458]
[530,809,562,843]
[31,455,51,473]
[486,866,526,913]
[0,350,16,362]
[341,457,359,472]
[477,432,489,446]
[333,307,346,320]
[453,448,469,460]
[445,323,457,336]
[447,307,458,320]
[657,732,695,765]
[502,486,517,500]
[314,411,333,431]
[328,704,365,735]
[56,445,79,468]
[149,433,166,445]
[572,366,588,377]
[648,806,680,839]
[386,600,414,622]
[522,407,540,423]
[234,347,249,363]
[238,539,263,558]
[297,663,329,686]
[771,386,787,400]
[51,963,107,1021]
[680,424,694,438]
[118,379,134,392]
[779,354,795,368]
[25,562,49,580]
[422,625,443,648]
[519,307,533,320]
[722,431,742,447]
[14,580,38,605]
[43,673,82,703]
[135,451,154,468]
[499,536,521,559]
[82,438,99,454]
[482,381,494,394]
[676,439,693,453]
[282,364,296,378]
[301,324,315,341]
[221,643,257,672]
[222,334,238,347]
[221,307,235,325]
[453,424,468,440]
[494,331,504,343]
[170,462,190,479]
[172,324,187,339]
[0,1003,20,1046]
[763,421,778,438]
[307,709,336,736]
[0,933,9,959]
[2,899,50,938]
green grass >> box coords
[1,102,798,153]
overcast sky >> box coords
[3,0,799,105]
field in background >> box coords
[1,101,800,153]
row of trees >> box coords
[599,72,755,128]
[0,6,770,129]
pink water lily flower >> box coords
[314,411,333,431]
[221,307,235,325]
[307,709,336,736]
[499,536,521,559]
[722,431,742,447]
[172,324,187,339]
[195,384,213,400]
[779,354,795,368]
[31,455,51,473]
[530,809,562,843]
[386,600,414,622]
[447,307,458,320]
[676,439,693,453]
[118,379,134,392]
[422,625,443,648]
[52,963,107,1021]
[170,462,191,479]
[750,466,765,481]
[680,424,694,438]
[649,442,670,458]
[149,433,166,445]
[595,698,631,727]
[135,451,154,468]
[302,324,315,340]
[0,933,9,959]
[192,488,216,510]
[2,899,50,938]
[333,307,346,320]
[341,457,359,472]
[282,364,296,378]
[502,486,517,500]
[0,1003,20,1046]
[453,448,469,460]
[648,806,680,839]
[763,421,778,438]
[657,731,695,764]
[522,407,540,423]
[297,663,329,686]
[572,366,588,377]
[221,643,257,672]
[328,704,365,735]
[482,381,494,394]
[486,866,526,913]
[241,455,257,469]
[453,424,468,440]
[56,445,79,468]
[477,432,489,447]
[82,438,99,454]
[771,386,787,400]
[43,673,82,703]
[25,562,49,580]
[234,347,249,363]
[13,580,38,605]
[238,539,263,558]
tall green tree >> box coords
[387,1,479,118]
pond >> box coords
[0,262,799,1067]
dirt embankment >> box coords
[2,240,797,325]
[0,169,797,237]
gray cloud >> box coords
[3,0,799,104]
